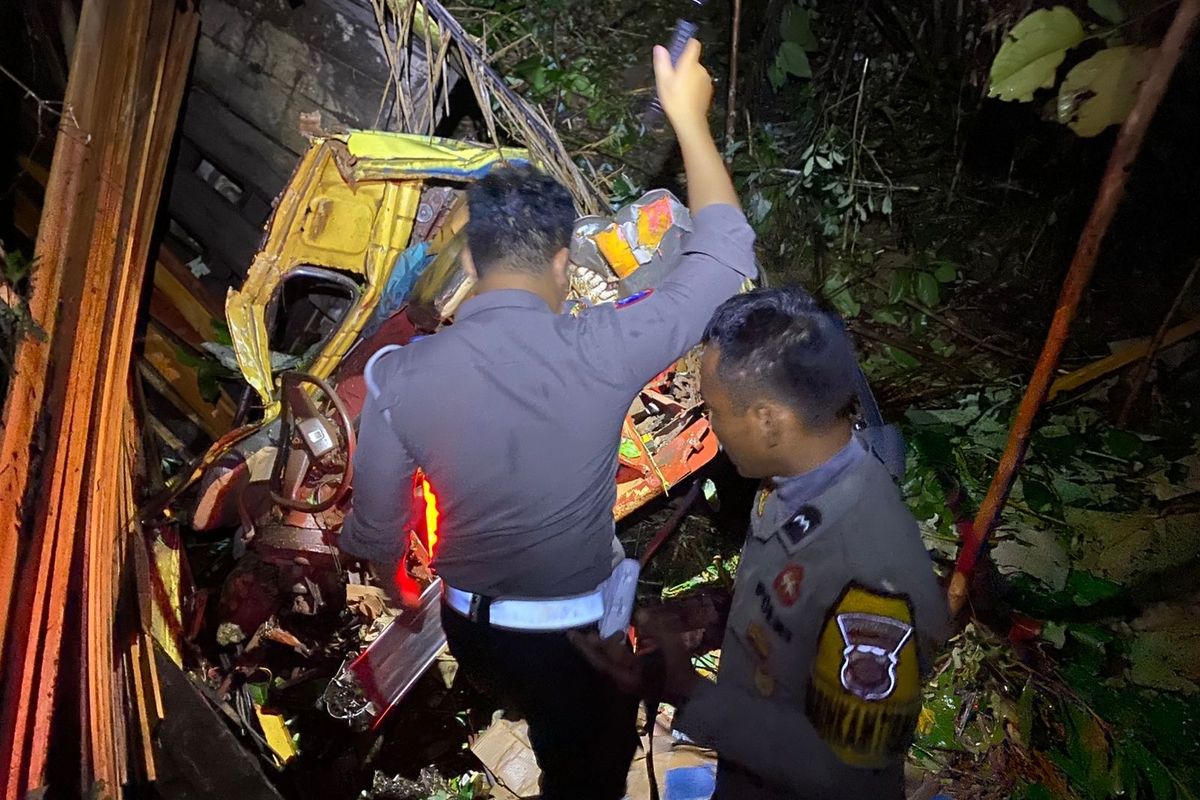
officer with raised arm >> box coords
[339,40,758,800]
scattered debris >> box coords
[363,768,488,800]
[471,719,542,799]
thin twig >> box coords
[0,63,65,120]
[724,0,743,159]
[843,57,869,253]
[421,4,437,134]
[489,31,534,62]
[770,170,920,191]
[0,62,86,143]
[1118,256,1200,426]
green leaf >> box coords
[1062,703,1115,798]
[989,7,1086,102]
[1131,632,1200,694]
[1019,785,1055,800]
[1088,0,1126,24]
[1067,570,1124,606]
[174,347,204,369]
[933,261,958,283]
[911,430,954,466]
[1052,476,1098,507]
[1058,46,1154,137]
[768,63,786,91]
[1017,681,1036,747]
[916,671,967,751]
[886,346,921,369]
[247,682,270,706]
[1069,623,1115,651]
[777,42,813,79]
[888,271,912,303]
[829,289,861,318]
[1125,739,1176,799]
[1072,509,1200,585]
[212,319,234,347]
[197,370,221,405]
[992,523,1070,591]
[872,307,904,326]
[1043,621,1068,648]
[1105,429,1145,459]
[4,250,30,282]
[915,272,940,306]
[619,438,641,459]
[1129,612,1200,693]
[1021,477,1057,512]
[780,5,818,51]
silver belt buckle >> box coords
[468,592,490,624]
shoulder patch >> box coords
[782,505,822,545]
[806,583,921,769]
[614,288,654,308]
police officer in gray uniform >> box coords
[339,40,757,800]
[576,288,948,799]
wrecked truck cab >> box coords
[183,130,724,731]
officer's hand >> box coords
[634,609,702,704]
[568,630,645,696]
[369,560,423,611]
[652,39,713,130]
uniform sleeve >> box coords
[339,364,415,565]
[675,581,927,793]
[578,204,757,389]
[675,680,848,795]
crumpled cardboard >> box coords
[471,708,718,800]
[471,719,542,798]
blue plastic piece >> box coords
[364,242,434,338]
[663,764,716,800]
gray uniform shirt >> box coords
[675,441,949,800]
[340,204,757,597]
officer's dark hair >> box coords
[702,287,858,428]
[465,164,577,277]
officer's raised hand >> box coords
[652,39,712,130]
[652,39,738,211]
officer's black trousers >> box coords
[441,603,639,800]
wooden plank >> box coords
[168,165,264,279]
[0,0,109,662]
[157,245,224,319]
[0,0,125,789]
[148,413,190,455]
[180,87,294,198]
[142,323,237,438]
[85,2,182,785]
[0,0,198,794]
[151,248,226,349]
[75,1,159,787]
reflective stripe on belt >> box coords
[442,583,605,631]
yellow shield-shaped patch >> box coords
[806,583,922,768]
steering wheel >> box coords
[269,371,357,513]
